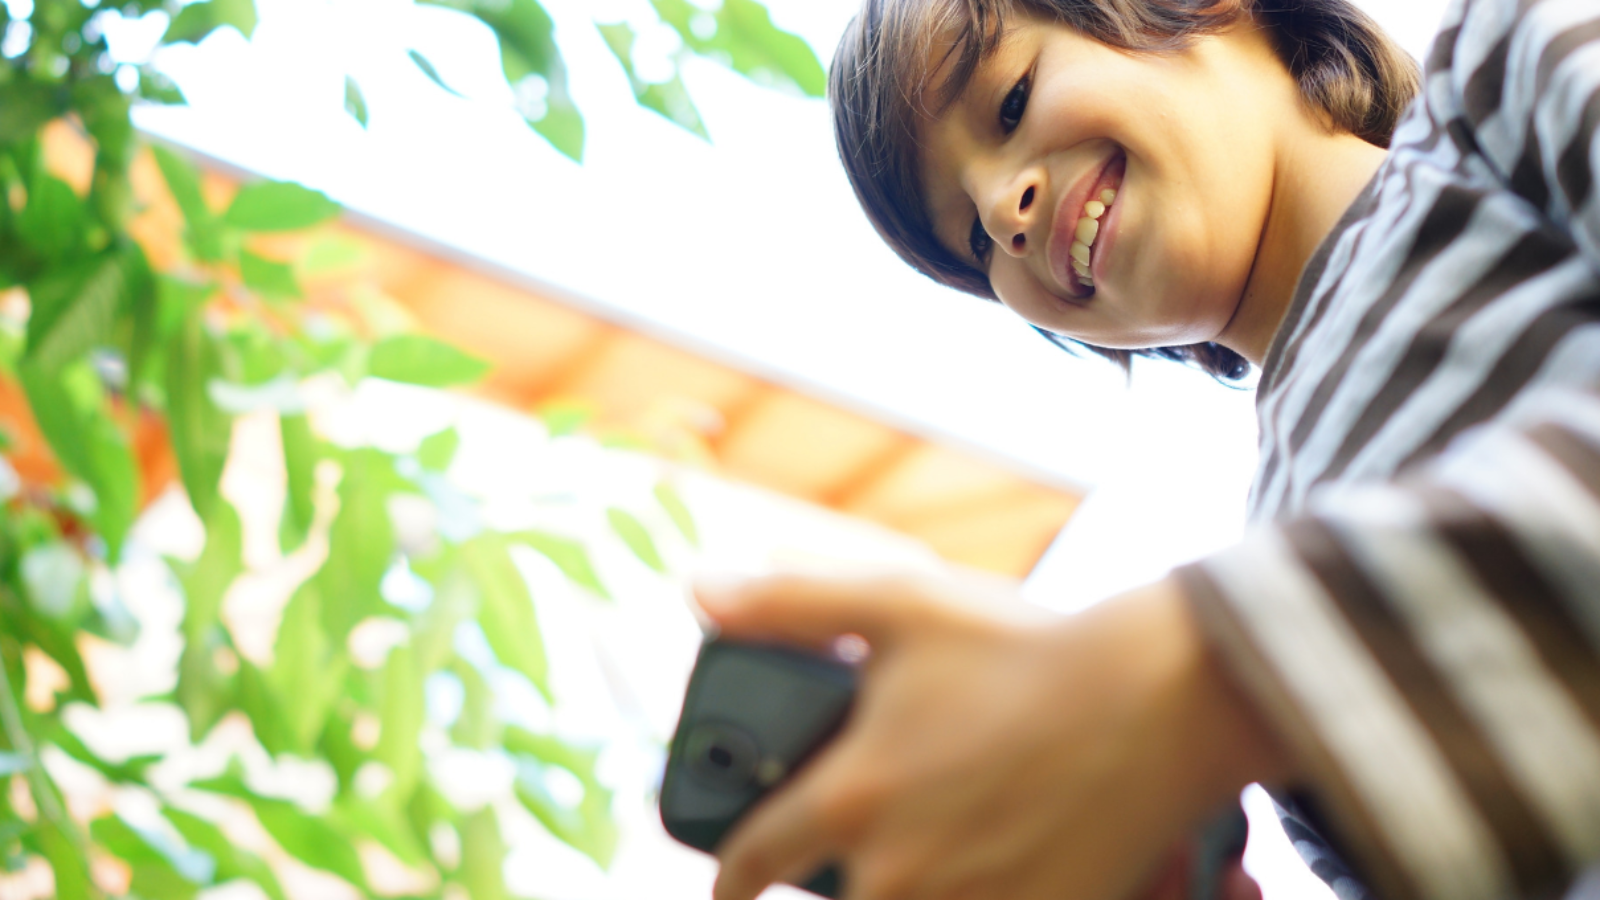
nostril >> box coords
[1019,186,1035,212]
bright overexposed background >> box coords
[70,0,1458,897]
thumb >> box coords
[693,571,916,650]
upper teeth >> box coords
[1073,189,1117,288]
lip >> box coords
[1048,148,1127,299]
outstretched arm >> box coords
[697,572,1293,900]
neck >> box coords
[1219,128,1389,366]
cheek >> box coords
[988,262,1055,328]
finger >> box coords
[713,750,852,900]
[694,571,917,648]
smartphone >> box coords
[660,638,857,898]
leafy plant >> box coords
[0,0,803,891]
[0,0,821,164]
[0,132,703,897]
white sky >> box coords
[103,1,1457,897]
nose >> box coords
[980,172,1041,259]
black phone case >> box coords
[660,639,856,898]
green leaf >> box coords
[15,174,86,262]
[417,426,459,470]
[266,585,348,752]
[24,252,125,373]
[123,247,159,395]
[404,782,459,872]
[597,23,706,138]
[654,480,698,546]
[90,815,201,900]
[74,74,137,177]
[16,359,93,478]
[375,642,425,798]
[166,309,232,522]
[507,530,608,599]
[458,807,508,900]
[653,0,825,96]
[156,275,215,339]
[17,360,139,558]
[250,799,367,890]
[176,501,242,739]
[332,796,428,868]
[15,762,94,897]
[6,597,95,704]
[539,400,591,436]
[164,807,287,900]
[32,802,96,899]
[606,507,664,572]
[343,76,368,128]
[152,145,225,262]
[235,657,295,755]
[461,535,549,700]
[409,49,462,97]
[137,67,188,106]
[181,501,242,642]
[440,0,585,160]
[299,234,365,275]
[636,78,708,137]
[315,449,400,639]
[163,0,259,43]
[505,727,618,867]
[279,413,317,550]
[237,249,302,299]
[316,705,364,792]
[0,80,69,144]
[223,328,289,385]
[367,334,489,388]
[412,563,475,673]
[530,99,584,162]
[177,625,235,740]
[449,656,498,748]
[222,181,340,232]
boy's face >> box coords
[918,17,1290,350]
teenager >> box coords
[697,0,1600,898]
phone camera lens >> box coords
[685,723,760,789]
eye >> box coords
[999,74,1030,134]
[968,216,994,265]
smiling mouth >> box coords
[1053,150,1127,299]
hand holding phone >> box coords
[659,639,856,898]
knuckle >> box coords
[757,571,814,604]
[853,856,919,900]
[730,844,778,884]
[814,778,877,835]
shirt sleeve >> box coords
[1449,0,1600,268]
[1173,4,1600,897]
[1177,383,1600,900]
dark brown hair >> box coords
[830,0,1420,380]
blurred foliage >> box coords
[0,134,704,895]
[0,0,823,163]
[0,0,777,891]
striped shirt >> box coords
[1174,0,1600,897]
